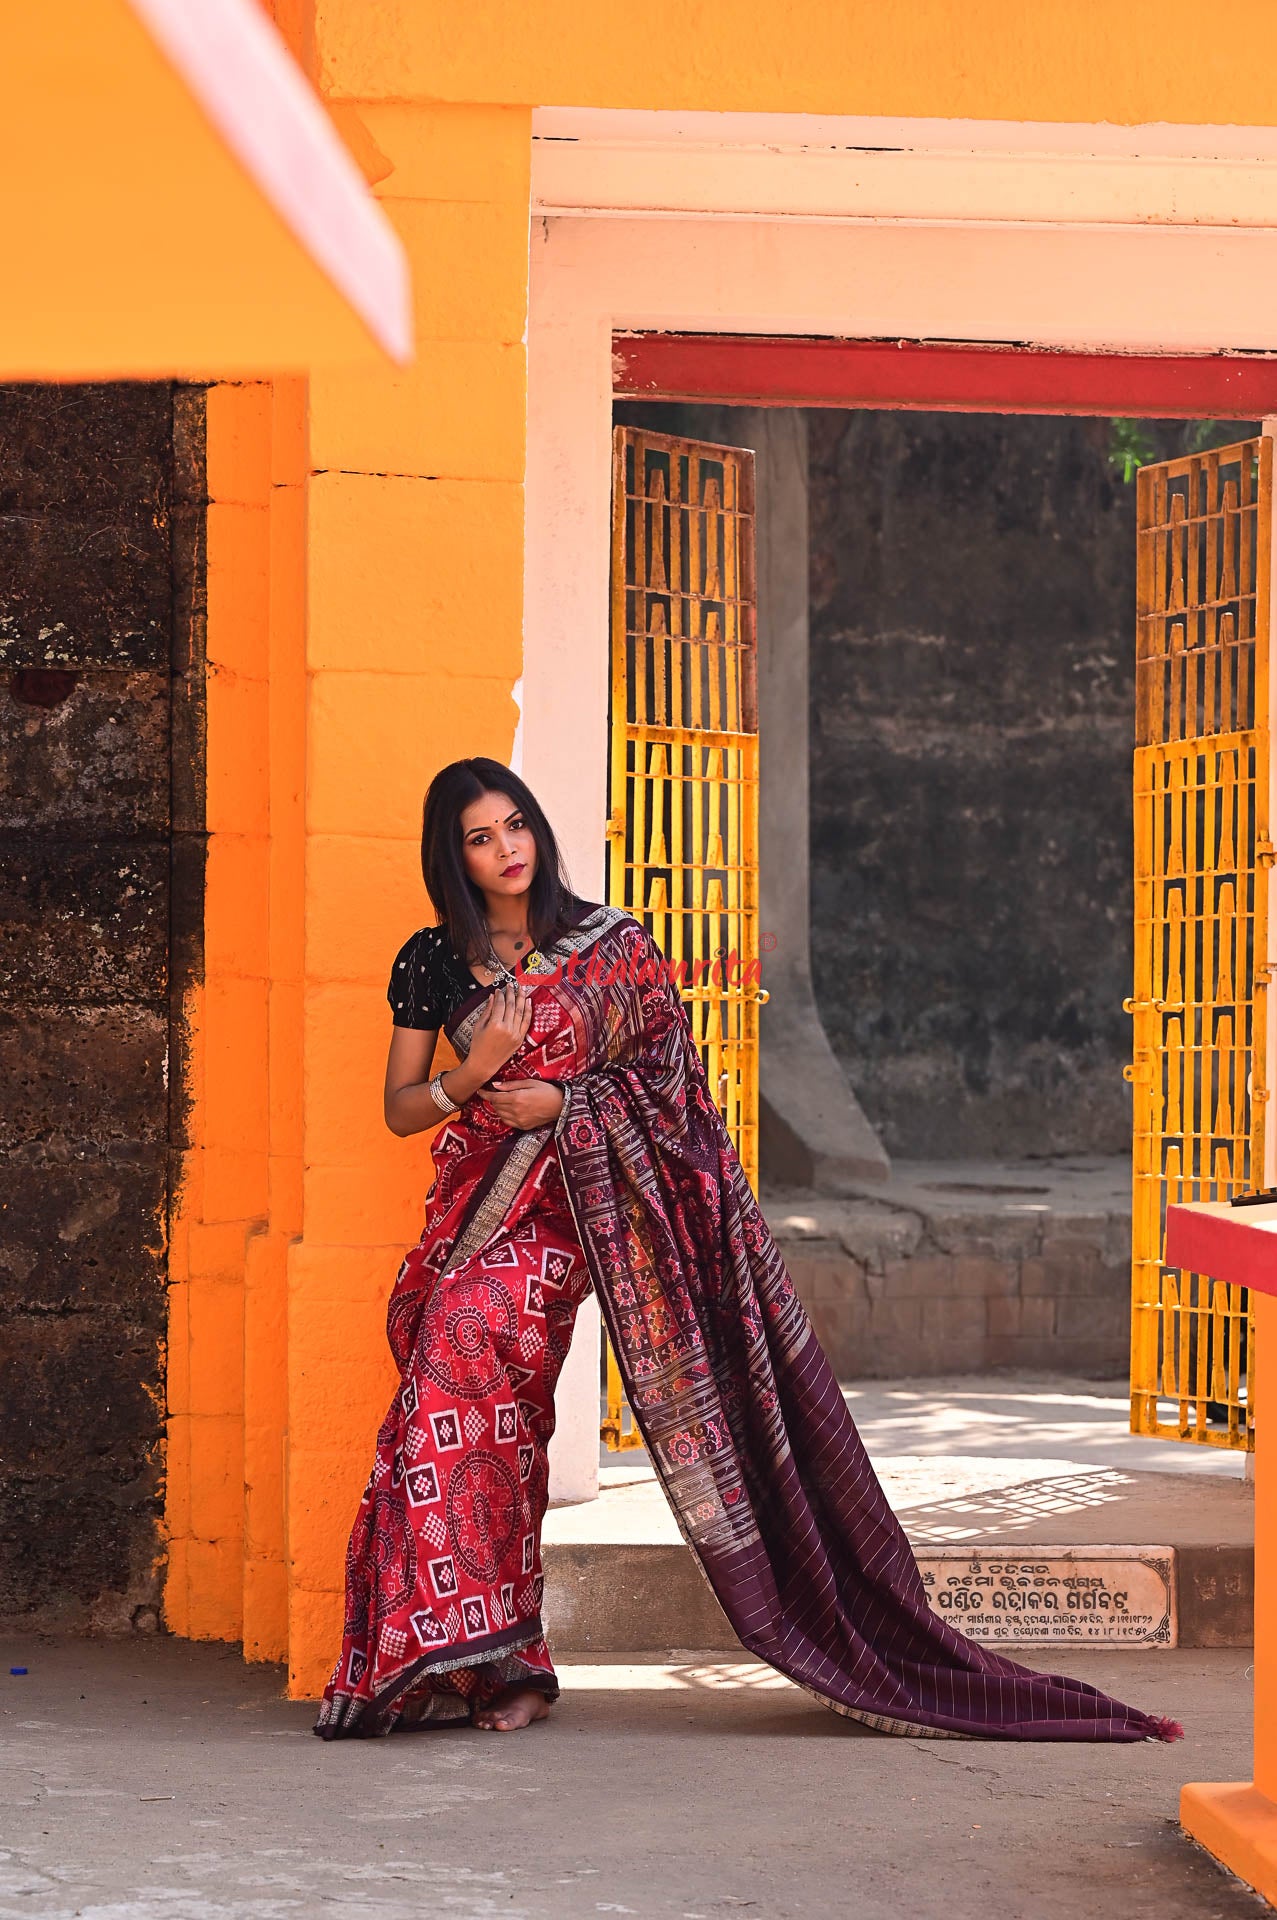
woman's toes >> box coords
[471,1687,548,1731]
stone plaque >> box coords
[915,1547,1177,1648]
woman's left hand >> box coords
[481,1078,564,1130]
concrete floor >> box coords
[551,1460,1253,1552]
[571,1374,1250,1549]
[0,1637,1265,1920]
[841,1373,1247,1479]
[3,1389,1257,1919]
[596,1372,1247,1494]
[812,1157,1135,1221]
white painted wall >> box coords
[531,107,1277,229]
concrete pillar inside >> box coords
[547,401,894,1511]
[613,400,889,1188]
[734,406,890,1191]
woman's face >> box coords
[459,790,538,904]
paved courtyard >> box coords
[0,1636,1265,1920]
[842,1374,1246,1479]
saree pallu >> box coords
[318,903,1182,1744]
[549,908,1180,1743]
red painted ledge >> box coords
[1164,1201,1277,1296]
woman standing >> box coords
[315,758,1181,1745]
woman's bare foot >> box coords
[471,1684,552,1732]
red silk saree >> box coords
[316,904,1182,1743]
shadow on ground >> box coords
[0,1636,1264,1919]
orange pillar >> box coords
[1181,1287,1277,1902]
[164,376,308,1660]
[284,101,532,1696]
[241,378,309,1661]
[165,381,274,1643]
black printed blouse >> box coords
[387,925,482,1033]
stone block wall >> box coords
[0,383,204,1630]
[765,1174,1132,1378]
[807,410,1258,1160]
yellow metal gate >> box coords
[603,425,762,1449]
[1130,436,1271,1449]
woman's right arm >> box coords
[383,984,533,1136]
[384,1027,442,1136]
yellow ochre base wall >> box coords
[1181,1295,1277,1907]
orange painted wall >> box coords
[285,100,530,1695]
[170,0,1277,1695]
[315,0,1277,127]
[1256,1290,1277,1801]
[164,378,308,1658]
[5,1,407,378]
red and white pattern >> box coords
[315,973,594,1739]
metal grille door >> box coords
[1130,436,1271,1449]
[603,426,761,1449]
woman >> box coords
[315,758,1182,1744]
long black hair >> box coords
[420,758,597,963]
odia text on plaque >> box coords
[914,1547,1176,1647]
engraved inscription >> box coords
[916,1547,1176,1647]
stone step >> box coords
[543,1537,1252,1652]
[764,1161,1137,1378]
[542,1461,1254,1652]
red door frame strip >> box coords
[613,334,1277,417]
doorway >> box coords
[523,171,1277,1502]
[607,362,1268,1456]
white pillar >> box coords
[546,1295,601,1504]
[526,223,609,1504]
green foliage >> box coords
[1107,416,1263,484]
[1107,419,1158,484]
[1183,418,1259,456]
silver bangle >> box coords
[428,1070,460,1117]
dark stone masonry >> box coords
[806,409,1257,1161]
[0,383,205,1630]
[765,1160,1133,1378]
